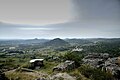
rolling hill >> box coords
[44,38,70,47]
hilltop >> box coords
[44,38,70,47]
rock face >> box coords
[44,38,70,47]
[82,53,120,77]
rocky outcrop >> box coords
[53,60,75,71]
[50,73,76,80]
[82,53,120,78]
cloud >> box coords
[0,0,120,39]
[0,0,72,25]
[19,27,54,31]
[72,0,120,22]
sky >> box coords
[0,0,120,39]
[0,0,72,25]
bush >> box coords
[79,65,113,80]
[64,51,84,67]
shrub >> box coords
[79,65,113,80]
[64,51,84,67]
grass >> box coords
[5,61,59,80]
[5,71,38,80]
[38,61,60,74]
[68,68,90,80]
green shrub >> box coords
[79,65,113,80]
[64,51,84,67]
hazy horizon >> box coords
[0,0,120,39]
[0,37,120,40]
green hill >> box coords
[44,38,70,47]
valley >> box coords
[0,38,120,80]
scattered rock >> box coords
[50,73,76,80]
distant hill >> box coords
[0,39,49,45]
[44,38,70,47]
[65,38,120,46]
[65,39,92,46]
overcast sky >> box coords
[0,0,120,39]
